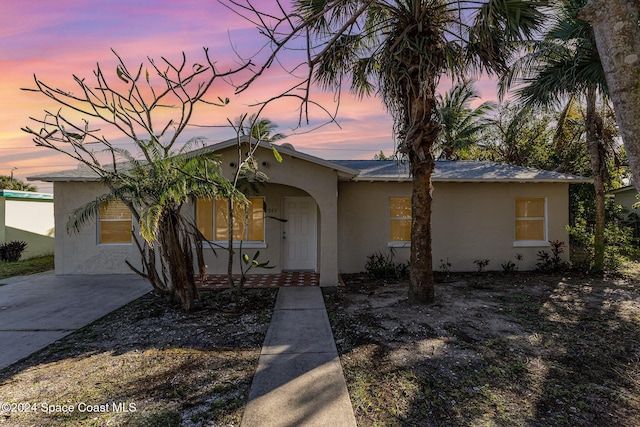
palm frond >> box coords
[67,193,119,234]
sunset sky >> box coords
[1,1,498,193]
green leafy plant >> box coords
[0,241,27,262]
[237,249,274,288]
[473,259,490,272]
[365,248,409,280]
[536,240,566,272]
[501,260,517,273]
[515,253,524,270]
[567,201,640,272]
[439,258,452,274]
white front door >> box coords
[283,197,317,271]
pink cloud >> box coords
[1,1,501,192]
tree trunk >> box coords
[405,77,440,304]
[409,146,436,304]
[580,0,640,192]
[226,197,242,301]
[585,88,606,272]
[159,210,197,311]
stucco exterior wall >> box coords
[52,146,342,285]
[193,183,310,275]
[338,181,571,273]
[1,196,54,259]
[51,147,573,279]
[213,146,341,286]
[53,182,141,274]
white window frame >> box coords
[97,200,133,246]
[513,197,549,248]
[388,197,411,248]
[212,197,266,249]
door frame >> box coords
[282,196,318,271]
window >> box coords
[196,197,264,242]
[515,198,546,244]
[390,197,411,242]
[98,200,132,244]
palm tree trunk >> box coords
[159,210,197,311]
[580,0,640,193]
[405,78,439,304]
[409,147,436,303]
[585,87,606,272]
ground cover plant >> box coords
[325,263,640,426]
[0,255,54,281]
[0,288,277,426]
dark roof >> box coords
[332,160,592,183]
[28,139,591,184]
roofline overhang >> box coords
[190,136,361,177]
[27,175,101,183]
[349,177,594,184]
[0,189,53,200]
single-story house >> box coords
[29,137,591,285]
[0,190,54,259]
[610,185,639,214]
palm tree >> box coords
[0,175,36,192]
[501,0,612,272]
[436,80,495,160]
[231,0,545,303]
[68,143,239,311]
[236,113,286,142]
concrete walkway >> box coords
[241,287,357,427]
[0,272,149,370]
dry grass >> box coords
[0,288,277,427]
[326,264,640,426]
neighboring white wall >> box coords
[53,182,141,274]
[1,196,54,259]
[613,188,640,214]
[338,181,571,273]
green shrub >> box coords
[473,259,490,272]
[567,203,640,272]
[536,240,567,272]
[0,241,27,262]
[365,248,409,280]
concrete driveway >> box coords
[0,272,150,370]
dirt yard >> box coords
[1,267,639,427]
[0,288,277,427]
[325,267,640,426]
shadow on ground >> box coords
[0,288,277,427]
[325,271,640,426]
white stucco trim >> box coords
[513,240,550,248]
[207,241,267,249]
[388,241,410,248]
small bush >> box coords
[439,258,452,274]
[365,249,409,280]
[473,259,490,272]
[0,241,27,262]
[501,260,517,273]
[536,240,566,272]
[567,211,640,272]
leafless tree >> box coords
[22,49,248,311]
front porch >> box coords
[196,272,320,289]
